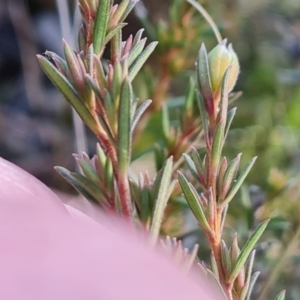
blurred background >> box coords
[1,0,300,299]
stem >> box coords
[117,173,132,218]
[186,0,222,44]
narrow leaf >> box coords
[184,244,199,272]
[183,154,198,180]
[274,290,286,300]
[104,23,127,45]
[196,91,209,146]
[44,51,68,76]
[221,240,231,279]
[210,252,219,280]
[221,156,257,209]
[217,157,227,195]
[129,41,158,81]
[37,55,97,132]
[128,37,147,66]
[219,68,230,124]
[120,0,138,22]
[206,269,228,300]
[149,157,173,243]
[178,172,211,232]
[94,55,107,89]
[104,157,114,192]
[77,159,99,182]
[197,44,214,115]
[191,147,205,177]
[111,28,122,62]
[132,28,145,47]
[224,107,237,140]
[229,220,269,283]
[63,40,85,91]
[93,0,111,54]
[162,104,170,141]
[140,187,151,222]
[184,77,196,114]
[118,77,132,172]
[211,122,224,169]
[220,154,241,200]
[245,271,260,300]
[110,0,129,26]
[55,166,107,206]
[131,99,152,133]
[240,250,256,300]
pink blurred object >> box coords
[0,157,219,300]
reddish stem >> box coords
[116,173,132,219]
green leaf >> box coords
[96,143,107,169]
[274,290,286,300]
[162,104,170,141]
[120,0,138,22]
[98,113,116,144]
[104,157,114,192]
[149,157,173,243]
[210,252,219,280]
[44,51,68,76]
[245,271,260,300]
[94,55,107,89]
[191,147,205,177]
[154,145,165,171]
[206,269,228,300]
[128,37,147,66]
[224,107,237,140]
[111,59,122,105]
[196,91,209,145]
[221,156,257,209]
[217,157,227,195]
[77,159,99,182]
[93,0,111,54]
[184,77,196,114]
[110,0,129,25]
[140,187,151,222]
[131,99,152,133]
[197,44,214,115]
[37,55,97,132]
[229,220,269,283]
[220,154,241,200]
[183,154,198,180]
[240,250,256,300]
[211,122,224,170]
[230,233,240,265]
[178,172,211,232]
[129,41,158,81]
[104,23,127,45]
[87,44,94,75]
[184,244,199,272]
[111,28,122,62]
[118,77,132,172]
[78,26,87,52]
[132,28,145,47]
[55,166,108,206]
[221,240,231,279]
[63,40,84,91]
[219,68,230,123]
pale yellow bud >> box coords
[208,40,232,92]
[227,43,240,92]
[207,40,240,105]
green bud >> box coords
[227,43,240,92]
[208,40,240,105]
